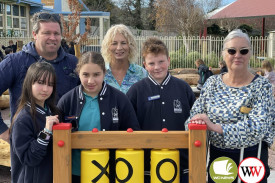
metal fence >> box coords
[1,35,274,69]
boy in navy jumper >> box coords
[126,37,195,182]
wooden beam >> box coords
[71,131,189,149]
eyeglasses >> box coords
[225,48,249,55]
[37,13,60,22]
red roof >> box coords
[209,0,275,19]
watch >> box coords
[38,130,51,140]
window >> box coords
[20,6,26,17]
[21,18,26,29]
[0,3,3,27]
[7,16,12,28]
[6,5,11,15]
[13,4,19,16]
[3,4,28,37]
[0,16,2,27]
[13,17,19,28]
[0,3,4,14]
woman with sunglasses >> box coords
[185,29,274,183]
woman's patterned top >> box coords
[186,74,275,149]
[104,63,147,94]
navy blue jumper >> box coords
[57,82,140,182]
[10,103,54,183]
[126,73,196,180]
[0,42,79,134]
[57,82,140,131]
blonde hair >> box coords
[262,60,273,72]
[101,24,137,64]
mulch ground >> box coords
[0,165,11,183]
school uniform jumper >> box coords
[10,103,53,183]
[57,82,140,131]
[57,82,140,182]
[126,73,196,181]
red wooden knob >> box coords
[58,140,65,147]
[92,128,98,132]
[194,140,201,147]
[162,128,168,132]
[127,128,133,132]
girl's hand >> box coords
[190,113,223,134]
[45,115,59,132]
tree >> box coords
[154,0,221,36]
[118,0,144,29]
[61,0,91,44]
[83,0,121,25]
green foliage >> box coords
[0,29,22,37]
[265,57,275,67]
[204,52,219,68]
[238,24,253,34]
[170,47,203,68]
[207,24,221,35]
[170,46,185,68]
[186,51,201,68]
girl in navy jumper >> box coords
[57,51,140,183]
[10,62,60,183]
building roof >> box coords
[209,0,275,19]
[18,0,44,7]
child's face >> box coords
[143,53,170,84]
[32,75,54,107]
[79,63,105,97]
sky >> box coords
[222,0,236,6]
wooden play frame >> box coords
[53,123,207,183]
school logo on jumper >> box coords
[238,157,265,183]
[112,107,119,123]
[209,157,238,183]
[173,99,182,113]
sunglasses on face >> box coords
[226,48,249,55]
[37,13,61,22]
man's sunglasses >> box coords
[226,48,249,55]
[37,13,60,22]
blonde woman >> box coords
[101,24,147,93]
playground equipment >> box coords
[53,123,206,183]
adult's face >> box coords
[33,22,61,60]
[223,37,251,72]
[109,33,130,62]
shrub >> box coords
[170,46,185,68]
[204,52,219,68]
[185,51,201,68]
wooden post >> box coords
[53,123,72,183]
[188,123,207,183]
[74,44,81,59]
